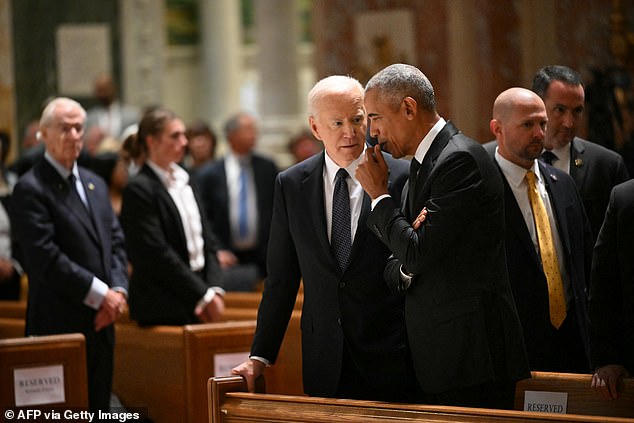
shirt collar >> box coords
[44,151,79,181]
[414,117,446,164]
[323,145,366,183]
[146,160,189,188]
[495,148,543,188]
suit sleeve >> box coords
[369,150,484,274]
[589,187,624,368]
[251,173,301,363]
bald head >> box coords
[490,87,548,169]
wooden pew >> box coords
[515,371,634,418]
[0,317,25,339]
[113,321,257,423]
[0,333,88,409]
[208,376,634,423]
[219,308,304,396]
[223,291,304,310]
[0,300,27,319]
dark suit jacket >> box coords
[368,122,530,396]
[10,158,128,409]
[251,152,413,400]
[567,137,629,242]
[120,164,224,325]
[484,142,593,371]
[589,179,634,374]
[194,154,278,276]
[11,159,128,335]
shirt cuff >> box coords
[249,355,271,366]
[84,277,109,310]
[195,286,225,312]
[371,194,391,210]
[399,265,414,291]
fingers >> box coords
[412,207,428,230]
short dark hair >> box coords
[532,65,584,98]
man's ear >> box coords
[489,119,502,139]
[308,116,323,142]
[402,96,418,120]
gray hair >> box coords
[365,64,436,112]
[40,97,86,128]
[307,75,364,118]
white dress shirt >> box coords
[494,150,572,305]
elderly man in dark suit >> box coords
[232,75,416,402]
[532,65,629,242]
[589,179,634,400]
[120,108,225,325]
[356,64,529,409]
[194,112,278,285]
[485,87,593,374]
[11,97,128,411]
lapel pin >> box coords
[550,173,558,181]
[574,158,583,168]
[88,183,95,190]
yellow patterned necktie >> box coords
[525,170,567,329]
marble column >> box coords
[119,0,165,110]
[519,0,557,86]
[254,0,303,166]
[198,0,242,133]
[0,0,16,160]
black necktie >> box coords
[541,151,558,166]
[332,168,351,271]
[408,159,421,218]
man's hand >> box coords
[217,249,238,269]
[195,293,225,323]
[232,358,266,393]
[591,364,629,400]
[412,207,428,230]
[356,144,390,200]
[95,289,127,332]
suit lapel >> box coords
[41,162,99,244]
[569,138,587,189]
[410,121,458,215]
[302,156,332,263]
[540,162,573,260]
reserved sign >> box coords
[524,390,568,414]
[14,364,65,406]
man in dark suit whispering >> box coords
[356,64,529,409]
[485,87,593,374]
[232,75,416,402]
[11,97,129,411]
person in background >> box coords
[0,131,22,300]
[194,112,278,284]
[356,64,529,409]
[288,128,323,164]
[120,107,225,325]
[232,75,415,402]
[184,120,217,176]
[85,72,140,143]
[11,97,128,411]
[589,179,634,400]
[532,65,629,242]
[486,87,592,374]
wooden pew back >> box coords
[0,300,27,319]
[208,376,634,423]
[0,317,25,339]
[0,333,88,409]
[113,321,257,423]
[514,371,634,418]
